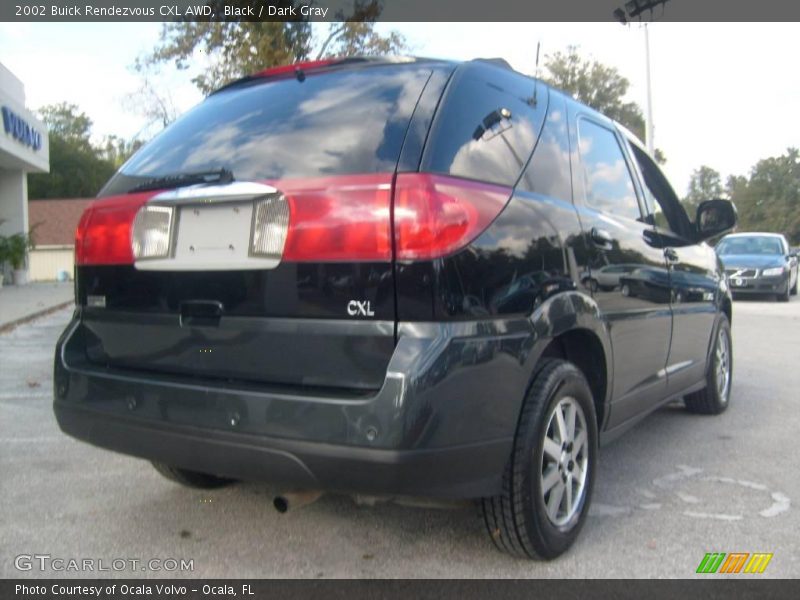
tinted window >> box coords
[102,65,431,194]
[629,143,693,238]
[576,119,640,220]
[422,63,547,186]
[519,92,572,201]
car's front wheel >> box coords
[685,316,732,414]
[777,283,790,302]
[481,359,597,559]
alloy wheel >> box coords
[539,397,590,527]
[715,327,731,402]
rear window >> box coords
[101,65,432,195]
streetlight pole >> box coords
[644,23,655,154]
[614,1,667,154]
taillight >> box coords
[132,205,174,260]
[394,174,511,260]
[74,193,152,266]
[276,174,393,262]
[73,173,511,267]
[253,59,339,79]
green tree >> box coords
[684,165,723,214]
[730,148,800,244]
[140,1,407,95]
[37,102,93,148]
[543,46,645,140]
[28,103,116,199]
[100,135,144,169]
[543,46,666,164]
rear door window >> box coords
[101,64,433,195]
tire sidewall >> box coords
[518,365,598,557]
[708,316,733,408]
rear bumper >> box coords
[53,314,535,498]
[54,402,509,497]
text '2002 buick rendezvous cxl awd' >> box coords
[54,56,738,559]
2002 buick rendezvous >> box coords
[54,56,737,559]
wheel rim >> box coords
[715,328,731,402]
[539,397,590,527]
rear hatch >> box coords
[74,60,442,392]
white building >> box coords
[0,62,50,282]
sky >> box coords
[0,21,798,195]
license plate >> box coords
[173,202,253,267]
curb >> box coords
[0,300,74,334]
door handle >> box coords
[664,248,679,263]
[591,227,613,248]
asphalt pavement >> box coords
[1,297,797,578]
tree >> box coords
[684,165,723,214]
[728,148,800,244]
[123,73,179,134]
[139,1,407,95]
[37,103,93,149]
[28,103,116,199]
[543,47,645,139]
[543,46,666,164]
[99,135,144,169]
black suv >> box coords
[54,57,737,559]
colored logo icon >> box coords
[696,552,773,574]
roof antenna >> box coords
[532,41,541,107]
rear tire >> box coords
[685,316,732,415]
[481,359,598,560]
[152,462,236,489]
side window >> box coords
[576,119,641,220]
[422,63,547,187]
[629,143,694,239]
[519,93,572,201]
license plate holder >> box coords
[173,202,253,268]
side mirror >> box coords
[696,199,737,241]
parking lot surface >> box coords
[1,298,797,578]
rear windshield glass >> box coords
[100,64,432,196]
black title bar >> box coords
[3,579,797,600]
[4,0,800,22]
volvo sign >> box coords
[2,105,43,151]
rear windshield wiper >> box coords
[128,168,234,193]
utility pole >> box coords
[644,23,654,154]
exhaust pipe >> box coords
[273,490,322,513]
